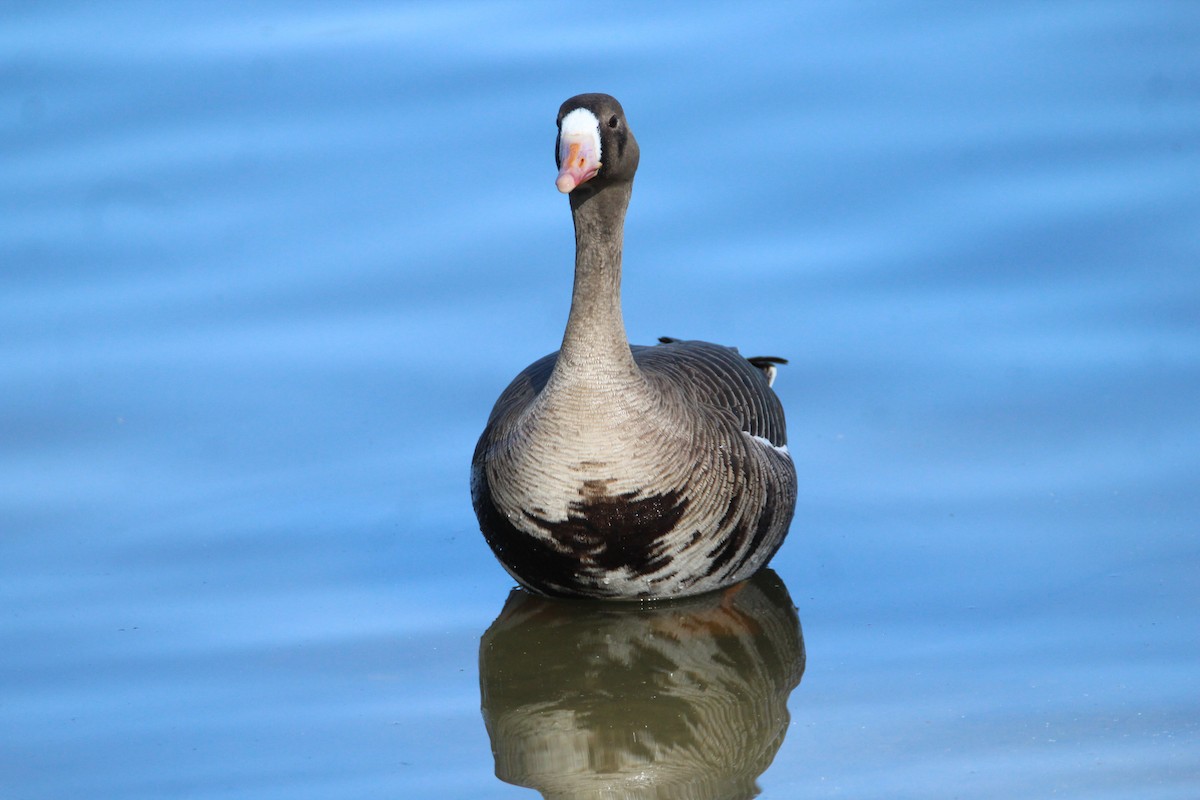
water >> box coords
[2,2,1198,797]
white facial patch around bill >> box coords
[559,107,602,163]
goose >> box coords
[471,93,797,599]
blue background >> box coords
[3,2,1198,797]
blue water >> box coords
[3,2,1198,797]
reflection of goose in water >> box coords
[479,570,804,799]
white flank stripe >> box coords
[747,433,790,457]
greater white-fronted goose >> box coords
[471,93,797,599]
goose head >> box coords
[555,93,640,194]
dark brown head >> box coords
[554,93,640,194]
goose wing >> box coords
[634,339,789,447]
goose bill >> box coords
[556,135,602,193]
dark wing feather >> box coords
[635,339,789,446]
[481,352,557,428]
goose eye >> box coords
[608,115,619,128]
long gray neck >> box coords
[553,182,640,382]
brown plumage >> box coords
[471,94,797,599]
